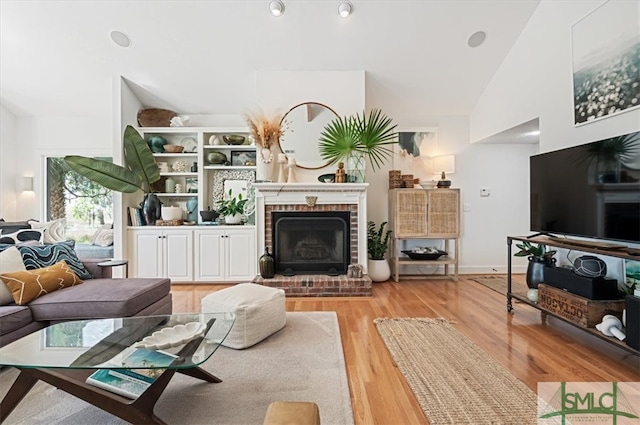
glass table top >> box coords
[0,313,235,370]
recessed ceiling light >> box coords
[467,31,486,48]
[109,30,131,48]
[269,0,285,17]
[338,2,352,18]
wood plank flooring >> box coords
[171,276,640,425]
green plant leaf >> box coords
[124,125,160,191]
[64,156,142,193]
[319,109,397,171]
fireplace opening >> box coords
[272,211,350,275]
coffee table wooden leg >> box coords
[178,366,222,383]
[0,370,38,424]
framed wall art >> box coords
[231,150,257,166]
[392,128,439,180]
[572,0,640,125]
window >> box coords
[45,157,114,243]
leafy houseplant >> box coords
[217,190,248,224]
[367,220,392,282]
[319,109,397,181]
[367,221,392,260]
[514,241,557,289]
[64,125,161,224]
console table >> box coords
[506,235,639,356]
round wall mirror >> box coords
[279,102,339,170]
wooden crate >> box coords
[537,284,625,328]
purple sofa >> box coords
[0,259,172,346]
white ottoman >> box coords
[201,283,286,349]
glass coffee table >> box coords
[0,313,235,424]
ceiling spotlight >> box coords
[467,31,487,48]
[269,0,285,17]
[109,30,131,48]
[338,1,352,18]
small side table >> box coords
[97,259,129,278]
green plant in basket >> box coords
[367,221,392,260]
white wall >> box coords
[0,104,20,220]
[471,0,640,152]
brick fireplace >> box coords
[252,183,371,296]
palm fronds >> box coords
[319,109,397,171]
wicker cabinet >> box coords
[388,188,460,282]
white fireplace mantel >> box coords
[253,183,369,271]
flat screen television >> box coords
[530,130,640,244]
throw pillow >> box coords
[91,224,114,247]
[0,260,83,305]
[0,247,27,305]
[28,218,67,244]
[0,219,32,234]
[18,241,93,280]
[0,228,44,245]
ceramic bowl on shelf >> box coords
[164,145,184,153]
[223,135,246,145]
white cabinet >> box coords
[129,228,193,282]
[194,227,256,282]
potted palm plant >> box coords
[216,190,248,225]
[514,240,557,290]
[319,109,397,182]
[64,125,161,225]
[367,220,392,282]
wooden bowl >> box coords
[164,145,184,153]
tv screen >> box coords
[530,130,640,244]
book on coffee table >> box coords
[86,348,177,399]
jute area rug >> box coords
[0,312,354,425]
[471,275,529,296]
[375,318,537,425]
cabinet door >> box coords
[194,230,225,281]
[226,228,256,281]
[426,189,460,237]
[164,230,193,281]
[389,189,428,237]
[131,230,163,278]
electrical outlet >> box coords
[463,203,471,212]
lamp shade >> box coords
[432,154,455,174]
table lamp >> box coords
[432,155,455,188]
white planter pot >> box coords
[224,213,242,225]
[368,259,391,282]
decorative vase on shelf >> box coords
[140,194,162,225]
[525,256,555,289]
[165,176,176,193]
[346,151,366,183]
[256,148,275,182]
[259,247,275,278]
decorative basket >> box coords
[401,174,414,188]
[389,170,402,188]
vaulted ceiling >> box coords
[0,0,540,118]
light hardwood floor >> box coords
[171,276,640,425]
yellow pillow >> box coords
[0,260,83,305]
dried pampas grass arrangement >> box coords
[243,110,283,150]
